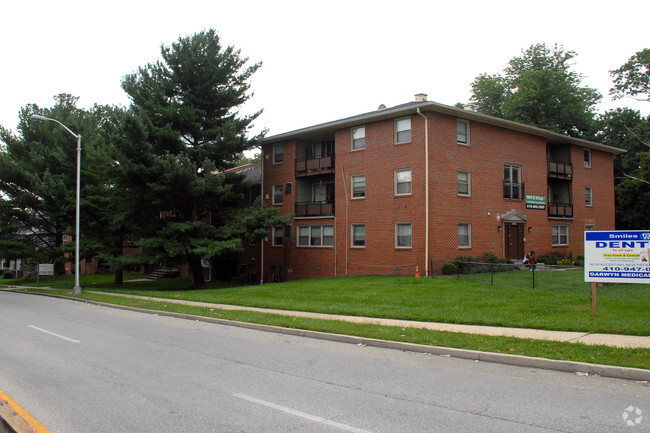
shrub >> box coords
[575,255,584,267]
[2,271,13,279]
[537,257,550,265]
[442,263,458,275]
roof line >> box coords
[263,100,625,154]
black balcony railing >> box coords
[503,182,525,200]
[547,161,573,180]
[295,155,334,176]
[548,202,573,218]
[295,201,335,217]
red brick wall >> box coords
[262,109,617,281]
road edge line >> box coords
[0,390,52,433]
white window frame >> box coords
[585,186,593,207]
[273,143,284,164]
[395,222,412,249]
[504,164,522,200]
[457,170,470,196]
[458,223,471,248]
[552,225,569,246]
[395,169,412,196]
[457,119,470,145]
[297,225,334,247]
[395,117,411,144]
[351,126,366,150]
[351,224,366,248]
[351,174,366,199]
[272,226,283,246]
[584,149,592,168]
[272,184,283,205]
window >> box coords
[552,225,569,246]
[585,186,593,206]
[503,164,522,199]
[351,175,366,198]
[352,224,366,247]
[273,144,284,164]
[584,149,591,168]
[272,226,283,246]
[457,171,470,196]
[351,126,366,150]
[297,225,334,247]
[395,117,411,144]
[457,119,470,145]
[395,169,412,196]
[272,184,283,205]
[395,223,412,248]
[585,224,595,231]
[458,223,471,248]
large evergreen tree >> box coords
[470,43,601,138]
[0,94,110,275]
[118,29,285,287]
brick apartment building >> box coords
[257,94,623,282]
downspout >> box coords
[416,108,429,276]
[260,144,264,285]
[341,164,349,276]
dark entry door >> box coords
[505,224,524,260]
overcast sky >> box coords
[1,0,648,139]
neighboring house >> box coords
[210,163,262,284]
[258,94,623,282]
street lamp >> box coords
[31,114,82,294]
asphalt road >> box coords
[0,291,647,433]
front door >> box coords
[505,224,524,260]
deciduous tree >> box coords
[470,43,601,138]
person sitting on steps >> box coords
[523,251,537,270]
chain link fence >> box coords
[430,257,582,289]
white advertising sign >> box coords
[584,230,650,284]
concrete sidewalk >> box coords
[84,290,650,349]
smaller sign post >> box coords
[38,264,54,276]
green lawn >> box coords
[21,270,647,336]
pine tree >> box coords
[118,29,286,287]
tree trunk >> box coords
[188,254,206,288]
[114,268,123,285]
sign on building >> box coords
[584,231,650,284]
[525,194,546,210]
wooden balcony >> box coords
[295,155,334,177]
[547,161,573,180]
[548,202,573,218]
[295,201,335,218]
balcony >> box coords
[503,182,525,200]
[548,202,573,218]
[295,155,334,177]
[295,201,334,218]
[547,161,573,180]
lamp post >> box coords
[31,114,82,294]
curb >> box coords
[3,289,649,382]
[0,390,50,433]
